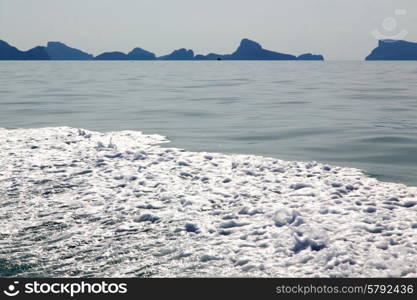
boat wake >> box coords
[0,127,416,277]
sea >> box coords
[1,61,416,186]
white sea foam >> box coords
[0,127,416,277]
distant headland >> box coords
[366,40,417,60]
[0,38,324,61]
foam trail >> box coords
[0,127,416,277]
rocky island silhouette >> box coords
[3,38,417,61]
[0,38,324,61]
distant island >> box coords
[0,40,49,60]
[0,38,324,61]
[195,39,323,61]
[366,40,417,60]
[5,38,417,61]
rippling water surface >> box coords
[1,61,416,185]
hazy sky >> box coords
[1,0,416,60]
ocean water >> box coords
[1,61,416,186]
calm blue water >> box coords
[1,61,416,186]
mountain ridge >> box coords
[0,38,324,61]
[0,40,49,60]
[46,42,93,60]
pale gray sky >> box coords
[0,0,416,60]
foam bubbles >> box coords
[0,127,416,277]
